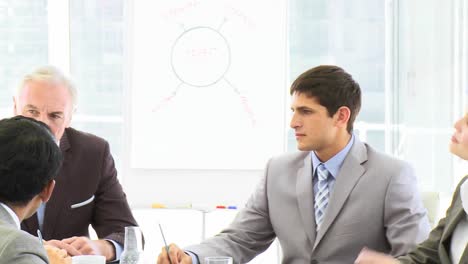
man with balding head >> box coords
[15,66,139,262]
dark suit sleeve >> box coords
[397,176,467,264]
[397,217,445,263]
[91,141,138,245]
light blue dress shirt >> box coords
[187,135,355,264]
[311,134,355,196]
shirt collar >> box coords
[0,202,21,229]
[311,134,355,179]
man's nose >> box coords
[290,114,300,128]
[36,114,50,126]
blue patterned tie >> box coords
[314,163,330,229]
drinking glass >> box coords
[120,226,144,264]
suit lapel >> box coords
[440,203,465,262]
[441,206,464,241]
[296,153,317,245]
[314,139,367,248]
[42,130,72,239]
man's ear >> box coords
[39,180,56,203]
[334,106,351,128]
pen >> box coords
[37,229,43,245]
[158,223,173,264]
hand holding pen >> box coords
[157,224,193,264]
[158,223,173,264]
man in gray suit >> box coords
[0,116,70,264]
[157,65,431,264]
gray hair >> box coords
[17,66,77,108]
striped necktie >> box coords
[314,163,330,229]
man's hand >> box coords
[354,248,400,264]
[157,243,192,264]
[46,237,116,261]
[45,240,81,256]
[44,245,72,264]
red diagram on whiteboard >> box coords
[152,23,256,126]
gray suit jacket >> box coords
[0,205,49,264]
[398,176,468,264]
[185,139,431,264]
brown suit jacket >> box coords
[398,176,468,264]
[22,127,138,245]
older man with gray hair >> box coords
[15,66,139,262]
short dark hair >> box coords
[0,116,62,206]
[290,65,361,133]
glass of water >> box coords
[120,226,143,264]
[204,256,233,264]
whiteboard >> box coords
[130,0,288,169]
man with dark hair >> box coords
[0,116,70,264]
[289,65,361,133]
[157,65,431,264]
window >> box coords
[69,0,125,170]
[288,0,386,153]
[0,0,48,117]
[289,0,468,194]
[389,0,465,192]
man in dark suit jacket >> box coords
[14,66,139,262]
